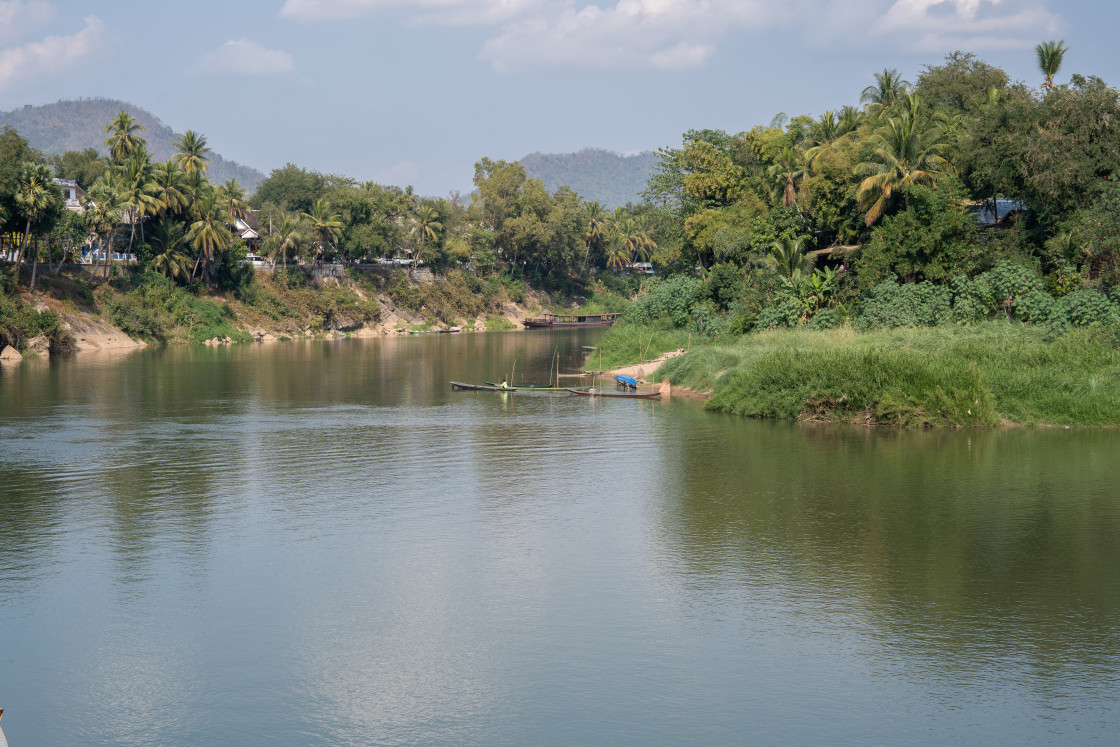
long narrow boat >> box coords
[450,381,516,392]
[522,312,622,329]
[484,381,570,391]
[566,388,661,400]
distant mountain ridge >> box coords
[520,148,657,209]
[0,98,265,193]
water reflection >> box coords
[2,332,1119,744]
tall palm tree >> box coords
[103,111,146,163]
[151,160,187,218]
[768,237,808,279]
[583,200,609,271]
[605,235,631,271]
[856,94,951,225]
[188,192,232,283]
[767,146,806,210]
[181,169,210,219]
[14,162,61,290]
[614,217,657,263]
[217,179,248,222]
[1036,40,1068,91]
[302,198,342,262]
[148,220,191,280]
[264,212,303,270]
[861,68,910,118]
[838,105,864,134]
[411,204,442,275]
[118,152,160,258]
[173,130,212,174]
[84,172,125,278]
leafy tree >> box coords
[0,126,44,235]
[173,130,212,174]
[1068,176,1120,288]
[302,198,342,261]
[103,111,145,163]
[252,163,327,214]
[1036,40,1068,91]
[148,220,192,281]
[48,148,107,189]
[916,51,1009,113]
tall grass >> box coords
[585,322,691,370]
[610,323,1120,426]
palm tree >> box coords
[118,152,160,258]
[767,146,806,210]
[173,130,212,174]
[1036,40,1068,91]
[856,94,951,225]
[188,192,232,283]
[583,201,609,271]
[614,217,657,264]
[14,162,61,291]
[302,198,342,262]
[861,68,910,117]
[838,105,864,134]
[605,235,631,271]
[217,179,248,222]
[264,212,303,270]
[411,204,442,276]
[768,237,809,279]
[84,172,126,278]
[151,160,187,218]
[181,169,210,219]
[148,220,191,280]
[103,111,146,163]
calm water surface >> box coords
[1,331,1119,745]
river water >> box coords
[1,330,1118,745]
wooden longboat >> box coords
[484,381,570,391]
[566,388,661,400]
[451,381,516,392]
[522,312,622,329]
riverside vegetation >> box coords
[3,45,1119,427]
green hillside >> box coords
[520,148,657,209]
[0,98,265,193]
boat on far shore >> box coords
[451,381,515,392]
[522,312,622,329]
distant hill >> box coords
[0,98,265,193]
[520,148,657,209]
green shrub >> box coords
[856,279,952,329]
[753,305,789,331]
[627,275,704,328]
[1050,290,1120,329]
[807,307,841,330]
[1012,289,1056,323]
[0,293,66,350]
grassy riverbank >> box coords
[598,322,1120,427]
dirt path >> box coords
[602,350,684,381]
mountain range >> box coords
[0,98,265,192]
[1,98,658,206]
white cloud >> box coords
[0,0,55,46]
[192,39,296,76]
[0,15,105,93]
[281,0,1064,72]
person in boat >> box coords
[500,379,508,389]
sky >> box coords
[0,0,1116,196]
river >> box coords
[1,330,1118,745]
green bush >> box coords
[1050,290,1120,329]
[806,307,841,330]
[856,279,952,329]
[0,293,65,350]
[627,275,704,328]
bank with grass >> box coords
[593,322,1120,427]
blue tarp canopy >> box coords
[615,375,638,387]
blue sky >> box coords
[0,1,1115,196]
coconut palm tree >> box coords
[181,169,210,219]
[1036,40,1068,91]
[217,179,248,222]
[411,204,442,275]
[614,217,657,264]
[583,201,609,271]
[605,235,631,271]
[767,146,806,210]
[173,130,212,174]
[861,68,910,118]
[188,192,232,284]
[856,94,951,225]
[147,220,191,280]
[264,212,303,270]
[14,162,62,290]
[151,160,187,218]
[103,111,146,163]
[302,198,342,262]
[118,152,160,258]
[768,237,809,279]
[838,105,864,134]
[84,172,126,278]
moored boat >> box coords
[451,381,516,392]
[567,388,661,400]
[522,312,622,328]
